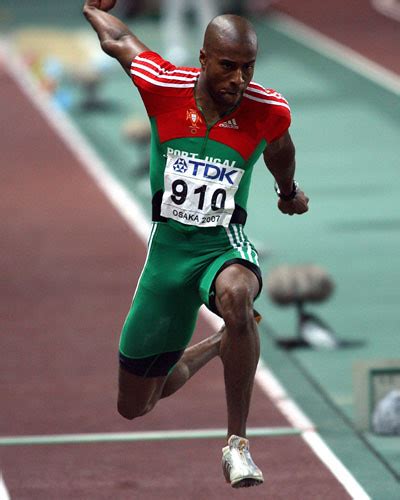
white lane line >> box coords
[207,310,371,500]
[0,39,370,500]
[270,11,400,96]
[255,360,371,500]
[0,427,302,447]
[371,0,400,22]
[0,473,10,500]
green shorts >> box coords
[119,221,262,376]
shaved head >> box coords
[197,15,258,113]
[203,14,258,55]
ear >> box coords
[199,48,206,68]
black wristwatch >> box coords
[274,180,299,201]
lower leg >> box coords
[161,311,261,400]
[215,264,262,440]
[220,315,260,438]
[160,324,225,398]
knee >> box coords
[117,402,137,420]
[217,284,254,331]
[117,397,155,420]
[117,367,160,420]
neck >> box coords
[195,74,230,121]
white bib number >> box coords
[161,155,244,227]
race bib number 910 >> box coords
[161,155,244,227]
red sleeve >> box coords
[265,103,291,143]
[130,51,200,116]
[245,83,291,143]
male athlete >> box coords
[84,0,309,488]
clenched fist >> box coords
[278,190,309,216]
[83,0,117,11]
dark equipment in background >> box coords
[267,264,363,350]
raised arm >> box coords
[83,0,149,75]
[263,131,309,215]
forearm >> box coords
[264,132,309,214]
[264,133,296,195]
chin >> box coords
[219,93,240,107]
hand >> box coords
[83,0,117,11]
[277,190,309,216]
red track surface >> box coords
[275,0,400,74]
[0,62,352,498]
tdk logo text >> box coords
[172,157,238,185]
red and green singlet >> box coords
[130,51,291,231]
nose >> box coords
[231,68,245,87]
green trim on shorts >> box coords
[119,222,261,360]
[199,225,260,308]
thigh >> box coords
[119,270,201,358]
[119,223,202,361]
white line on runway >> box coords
[0,427,304,447]
[371,0,400,22]
[0,474,10,500]
[271,12,400,96]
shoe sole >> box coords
[223,464,263,488]
[231,477,264,488]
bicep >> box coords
[263,131,294,164]
[101,35,149,75]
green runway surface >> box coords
[2,2,399,497]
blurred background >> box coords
[1,0,399,497]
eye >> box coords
[221,61,234,70]
[244,63,254,71]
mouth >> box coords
[221,88,241,94]
[220,89,242,99]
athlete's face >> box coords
[200,40,257,109]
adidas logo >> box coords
[219,118,239,129]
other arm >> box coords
[263,131,309,215]
[83,0,149,75]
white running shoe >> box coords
[222,435,264,488]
